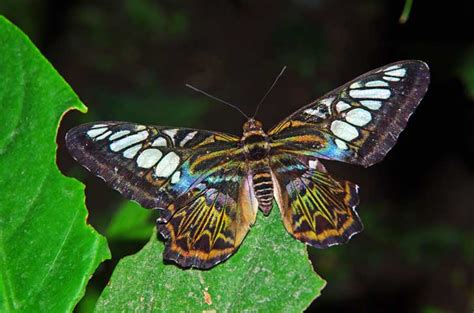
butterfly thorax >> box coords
[242,119,273,215]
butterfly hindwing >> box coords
[269,60,430,167]
[159,168,258,268]
[271,154,362,248]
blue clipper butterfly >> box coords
[66,60,430,269]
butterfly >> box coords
[66,60,430,269]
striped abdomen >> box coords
[252,168,274,214]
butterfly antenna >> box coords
[185,84,250,119]
[252,66,287,118]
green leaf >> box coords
[96,209,326,312]
[0,16,110,312]
[106,201,154,241]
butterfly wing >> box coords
[271,154,362,248]
[269,60,430,167]
[66,122,240,211]
[159,167,258,268]
[66,121,258,268]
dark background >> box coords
[2,1,472,312]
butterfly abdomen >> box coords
[251,168,274,214]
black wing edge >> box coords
[65,122,162,209]
[355,60,430,167]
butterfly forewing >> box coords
[66,122,240,209]
[269,60,430,167]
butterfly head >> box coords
[243,118,263,132]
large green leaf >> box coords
[96,209,326,312]
[0,16,110,312]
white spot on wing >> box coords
[87,127,107,138]
[346,108,372,126]
[123,144,142,158]
[109,130,131,141]
[330,120,359,141]
[171,171,181,184]
[304,108,326,118]
[383,64,401,71]
[95,130,112,140]
[383,76,400,82]
[152,137,167,147]
[385,68,406,77]
[91,124,107,129]
[349,88,391,99]
[137,148,163,168]
[308,160,318,169]
[365,80,389,87]
[163,129,178,143]
[320,96,335,107]
[110,130,149,151]
[136,125,146,131]
[304,97,334,118]
[360,100,382,110]
[336,100,351,113]
[350,82,363,89]
[179,131,197,147]
[154,151,180,178]
[335,138,348,150]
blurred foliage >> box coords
[274,16,327,78]
[77,289,100,313]
[106,201,154,242]
[399,0,413,24]
[124,0,187,38]
[459,45,474,99]
[421,305,447,313]
[74,0,187,43]
[87,88,211,127]
[0,0,45,41]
